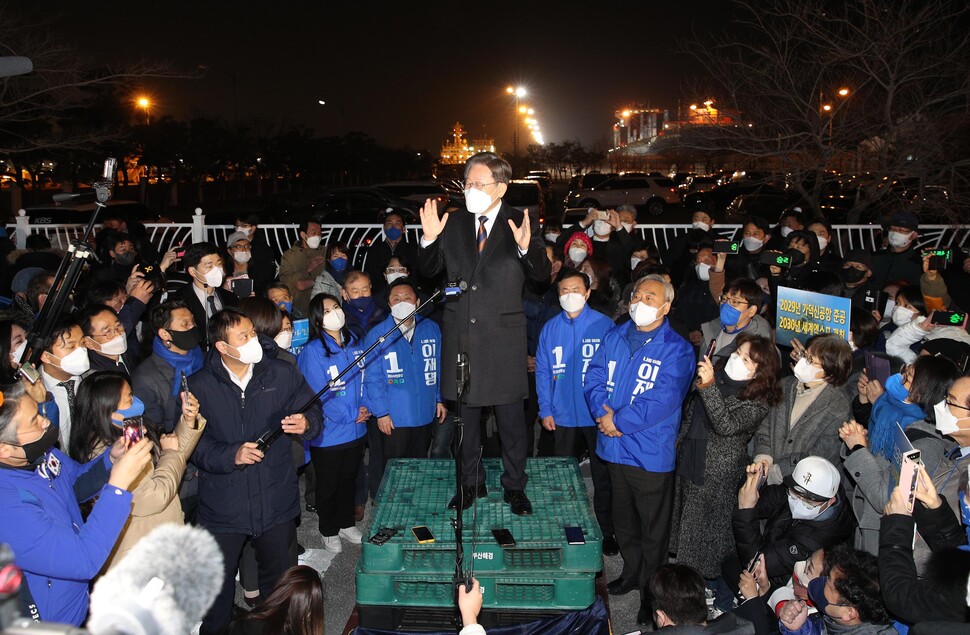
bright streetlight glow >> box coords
[518,105,528,114]
[318,100,326,105]
[622,110,631,118]
[837,87,850,97]
[136,97,150,109]
[822,103,833,112]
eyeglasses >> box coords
[946,400,970,412]
[230,244,252,251]
[91,324,125,339]
[787,488,827,508]
[796,350,822,366]
[463,180,500,190]
[718,295,749,309]
[385,267,407,274]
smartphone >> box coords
[180,371,190,396]
[756,464,768,491]
[864,352,892,386]
[411,526,435,544]
[138,263,157,277]
[594,210,609,221]
[369,527,398,546]
[712,239,740,255]
[231,277,254,298]
[899,451,921,513]
[18,361,40,385]
[704,339,717,360]
[861,289,889,316]
[759,250,792,267]
[922,249,951,271]
[930,310,968,328]
[123,417,143,445]
[565,526,585,545]
[746,552,762,574]
[492,528,516,548]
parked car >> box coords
[313,187,419,224]
[567,172,613,192]
[504,179,546,222]
[684,181,786,216]
[374,181,450,207]
[677,175,718,198]
[723,191,800,222]
[563,175,680,216]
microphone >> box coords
[444,279,467,297]
[457,353,469,392]
[88,524,224,635]
[52,192,87,203]
[0,57,32,78]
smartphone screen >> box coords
[123,418,143,445]
[18,362,40,384]
[899,452,921,513]
[712,240,739,254]
[565,526,585,545]
[704,339,717,360]
[411,526,435,543]
[492,528,516,548]
[930,310,968,327]
[756,464,768,491]
[231,277,254,298]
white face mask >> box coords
[235,227,254,238]
[465,187,495,215]
[621,222,634,233]
[631,257,643,271]
[725,352,754,381]
[788,492,827,520]
[692,221,711,232]
[568,247,588,264]
[630,301,665,327]
[391,301,417,321]
[202,266,224,288]
[274,330,293,350]
[544,232,559,243]
[816,235,829,251]
[793,357,824,383]
[892,306,917,326]
[305,235,322,250]
[888,230,914,249]
[933,399,962,436]
[780,226,794,238]
[385,272,407,285]
[322,307,346,331]
[593,220,612,236]
[695,262,712,281]
[743,236,764,252]
[233,251,252,264]
[98,334,128,356]
[10,340,27,366]
[559,292,586,314]
[53,347,90,377]
[228,337,263,365]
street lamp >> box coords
[135,96,151,125]
[506,85,527,159]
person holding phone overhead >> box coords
[673,333,781,595]
[223,231,255,299]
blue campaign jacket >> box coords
[298,333,367,448]
[584,319,695,472]
[362,315,442,428]
[536,305,614,427]
[0,450,131,626]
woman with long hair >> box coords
[67,370,204,568]
[673,333,782,594]
[230,565,324,635]
[0,319,56,419]
[297,294,368,553]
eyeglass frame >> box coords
[463,180,502,191]
[718,294,750,309]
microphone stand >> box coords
[452,351,469,632]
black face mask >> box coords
[13,423,59,466]
[168,327,201,351]
[115,252,137,267]
[840,267,867,284]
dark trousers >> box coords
[381,422,433,468]
[554,426,613,535]
[459,399,528,491]
[200,519,296,635]
[430,406,455,459]
[365,416,384,500]
[608,463,674,592]
[311,442,365,536]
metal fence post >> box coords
[192,207,206,244]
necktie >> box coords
[477,216,488,256]
[58,380,76,421]
[207,294,217,318]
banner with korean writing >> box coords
[775,286,851,347]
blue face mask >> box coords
[330,257,348,272]
[278,300,294,314]
[720,302,743,328]
[960,496,970,544]
[346,296,374,313]
[885,373,909,402]
[111,396,146,427]
[384,227,402,241]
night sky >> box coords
[30,1,736,151]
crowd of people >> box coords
[0,155,968,634]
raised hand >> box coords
[420,198,448,242]
[507,210,531,251]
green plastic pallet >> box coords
[361,458,602,574]
[355,561,597,610]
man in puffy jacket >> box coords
[191,308,322,635]
[584,273,695,623]
[536,268,616,553]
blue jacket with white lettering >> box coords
[536,305,614,427]
[585,319,695,472]
[362,314,442,428]
[298,333,367,448]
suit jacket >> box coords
[418,202,550,405]
[177,284,238,349]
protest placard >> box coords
[775,286,851,347]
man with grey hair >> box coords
[418,152,550,515]
[584,273,695,624]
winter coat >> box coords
[585,319,695,472]
[701,314,775,363]
[190,350,323,535]
[0,450,131,626]
[673,380,769,578]
[131,353,181,433]
[297,333,367,448]
[417,202,550,405]
[362,314,442,427]
[279,243,326,316]
[536,305,613,428]
[753,378,852,482]
[733,484,854,585]
[885,315,970,365]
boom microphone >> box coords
[444,279,467,297]
[0,57,33,78]
[87,524,224,635]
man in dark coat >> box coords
[178,242,238,349]
[191,308,322,635]
[418,152,550,515]
[364,210,420,295]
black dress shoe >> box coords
[636,600,653,626]
[607,576,638,595]
[602,534,619,557]
[503,489,533,515]
[447,484,487,510]
[305,503,318,514]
